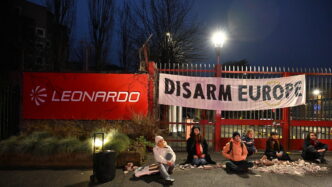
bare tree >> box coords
[88,0,115,71]
[118,0,143,72]
[73,40,94,71]
[45,0,77,71]
[132,0,204,66]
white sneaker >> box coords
[165,177,175,182]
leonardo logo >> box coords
[30,86,47,106]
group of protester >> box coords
[152,125,328,183]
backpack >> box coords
[227,141,244,155]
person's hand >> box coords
[247,142,253,144]
[201,154,205,158]
[193,155,198,159]
[167,161,173,166]
[276,152,282,157]
[317,149,326,152]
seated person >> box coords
[301,132,328,164]
[153,136,176,182]
[185,125,215,166]
[222,131,253,173]
[241,129,257,157]
[264,132,291,161]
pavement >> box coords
[0,152,332,187]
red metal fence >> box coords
[152,62,332,151]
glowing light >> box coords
[313,89,320,95]
[211,31,226,48]
[94,138,103,148]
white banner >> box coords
[158,73,306,111]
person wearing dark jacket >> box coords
[265,132,291,161]
[241,129,257,157]
[301,132,328,164]
[185,125,215,166]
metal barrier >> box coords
[0,84,20,140]
[155,63,332,151]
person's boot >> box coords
[314,158,321,164]
[237,167,249,173]
[225,166,233,174]
[225,163,234,174]
[248,162,254,168]
[168,169,173,175]
[165,177,175,182]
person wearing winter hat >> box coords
[222,131,253,173]
[153,136,176,182]
[264,132,291,161]
[185,125,216,166]
[301,132,328,164]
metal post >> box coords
[147,61,155,117]
[214,47,222,151]
[282,72,290,150]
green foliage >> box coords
[92,129,130,153]
[0,131,92,156]
[107,132,130,153]
[2,116,157,156]
[0,135,21,154]
[16,135,39,154]
[72,139,91,153]
[57,137,84,153]
[33,137,58,155]
[16,132,53,154]
[23,117,159,144]
[30,131,52,140]
[135,136,154,147]
[23,120,121,139]
[120,114,158,141]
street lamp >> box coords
[313,89,320,96]
[211,30,226,152]
[312,89,321,118]
[211,31,226,64]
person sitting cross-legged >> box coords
[264,132,291,161]
[241,129,257,157]
[185,125,216,166]
[222,131,253,173]
[302,132,328,164]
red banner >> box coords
[23,73,148,120]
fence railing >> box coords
[155,63,332,151]
[0,84,20,140]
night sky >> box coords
[30,0,332,68]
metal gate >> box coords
[154,63,332,151]
[0,84,20,140]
